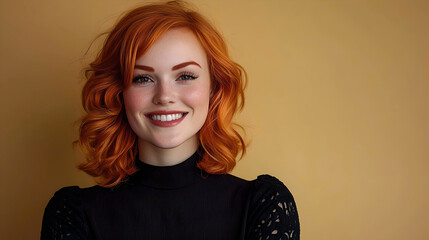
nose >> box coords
[152,82,175,105]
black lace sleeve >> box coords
[246,174,300,240]
[41,186,88,240]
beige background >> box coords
[1,0,428,239]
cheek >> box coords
[123,89,149,113]
[182,86,211,112]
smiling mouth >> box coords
[144,111,188,127]
[148,113,186,122]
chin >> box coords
[149,137,189,150]
[151,141,182,150]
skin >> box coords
[123,28,211,166]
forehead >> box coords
[135,28,208,69]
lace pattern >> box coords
[247,175,300,240]
[41,186,86,240]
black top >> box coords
[41,151,300,239]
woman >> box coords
[41,1,300,239]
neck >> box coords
[138,136,199,166]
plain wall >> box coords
[1,0,428,239]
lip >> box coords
[145,110,188,127]
[145,110,187,115]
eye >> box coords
[177,72,198,81]
[132,74,153,84]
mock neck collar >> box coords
[130,150,206,189]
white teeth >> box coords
[150,113,184,122]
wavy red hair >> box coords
[77,0,247,187]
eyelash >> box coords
[178,71,198,81]
[132,72,199,84]
[132,74,153,84]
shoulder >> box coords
[50,186,82,200]
[246,174,300,239]
[199,173,252,196]
[219,173,251,185]
[43,186,84,215]
[252,174,295,202]
[41,186,88,239]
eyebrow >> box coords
[134,65,154,72]
[134,61,201,72]
[171,61,201,70]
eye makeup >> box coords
[132,74,153,84]
[177,71,199,81]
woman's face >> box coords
[123,28,211,152]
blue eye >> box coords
[132,74,153,84]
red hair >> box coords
[77,0,247,187]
